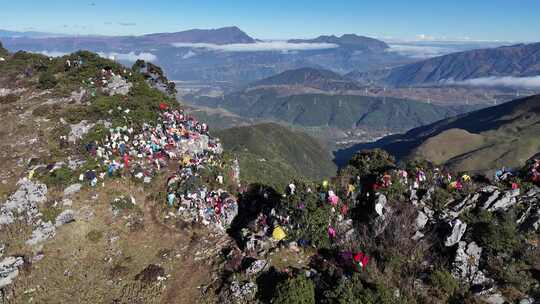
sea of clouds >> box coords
[442,76,540,89]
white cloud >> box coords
[386,44,452,59]
[181,50,197,59]
[442,76,540,89]
[36,50,69,57]
[97,51,157,62]
[171,41,338,52]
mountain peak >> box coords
[250,67,360,91]
[288,34,389,52]
[142,26,255,45]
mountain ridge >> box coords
[335,94,540,172]
[349,42,540,87]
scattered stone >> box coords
[104,75,132,96]
[374,193,388,218]
[0,178,47,226]
[26,221,56,245]
[68,120,95,143]
[452,241,491,288]
[245,260,267,276]
[415,211,429,230]
[482,293,506,304]
[0,256,24,288]
[445,219,467,247]
[70,88,87,103]
[485,189,520,211]
[225,280,257,303]
[55,210,76,227]
[63,183,82,197]
[62,198,73,207]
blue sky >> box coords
[1,0,539,41]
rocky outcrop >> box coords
[55,209,76,227]
[444,219,467,247]
[68,120,95,143]
[220,280,257,304]
[452,241,492,289]
[0,178,47,226]
[104,75,132,96]
[63,183,82,197]
[0,256,24,288]
[26,220,55,245]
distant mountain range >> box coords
[0,29,66,38]
[336,94,540,172]
[0,27,412,84]
[349,42,540,87]
[186,67,480,133]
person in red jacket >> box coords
[123,153,130,169]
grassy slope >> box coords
[340,94,540,173]
[214,123,337,188]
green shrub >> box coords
[38,71,58,89]
[42,166,74,187]
[344,149,395,178]
[475,211,520,254]
[430,187,453,212]
[322,274,395,304]
[273,274,315,304]
[429,270,459,297]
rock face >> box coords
[445,219,467,247]
[483,189,520,211]
[374,193,388,218]
[70,88,87,103]
[26,220,56,245]
[0,256,24,288]
[0,178,47,226]
[68,120,95,143]
[245,259,267,276]
[63,183,82,197]
[221,280,257,304]
[55,209,76,227]
[452,241,491,288]
[104,75,132,96]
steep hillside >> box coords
[0,48,240,303]
[336,94,540,172]
[214,123,336,187]
[350,42,540,87]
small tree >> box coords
[345,149,395,178]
